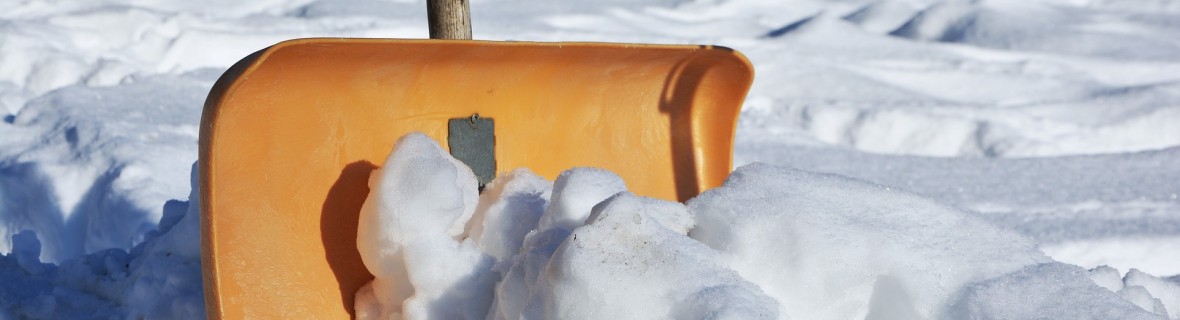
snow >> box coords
[688,163,1051,319]
[949,262,1159,320]
[532,192,778,319]
[355,136,770,320]
[2,0,1179,318]
[356,136,1175,319]
[466,168,552,269]
[737,142,1180,276]
[354,133,493,320]
[491,167,629,319]
[1,72,209,263]
[0,163,204,319]
[1126,269,1180,319]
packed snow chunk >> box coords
[1119,285,1171,318]
[1088,266,1174,318]
[9,230,46,275]
[1089,265,1125,292]
[358,133,480,243]
[1124,269,1180,319]
[687,163,1051,319]
[0,232,117,319]
[355,133,495,320]
[536,167,627,232]
[466,168,553,270]
[531,193,779,319]
[117,161,206,319]
[949,262,1163,319]
[490,167,627,320]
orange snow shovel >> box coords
[198,1,753,318]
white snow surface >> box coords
[1,0,1179,318]
[356,135,1171,319]
[354,133,493,320]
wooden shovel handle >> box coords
[427,0,472,40]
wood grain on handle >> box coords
[427,0,472,40]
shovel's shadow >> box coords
[321,161,378,318]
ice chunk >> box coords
[355,133,493,320]
[687,163,1051,319]
[949,262,1162,319]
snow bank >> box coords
[1123,269,1180,319]
[3,0,1179,317]
[0,72,211,262]
[535,193,779,319]
[0,163,205,319]
[356,134,1171,320]
[737,142,1180,276]
[689,163,1169,319]
[892,1,1180,60]
[0,0,429,115]
[737,0,1180,159]
[949,262,1159,319]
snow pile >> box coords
[3,0,1178,277]
[724,0,1180,274]
[891,1,1180,60]
[496,174,779,319]
[356,134,778,319]
[2,0,1179,317]
[1089,266,1180,319]
[689,163,1170,319]
[354,133,495,319]
[0,163,205,319]
[356,134,1174,320]
[950,262,1159,319]
[687,163,1046,318]
[0,72,212,262]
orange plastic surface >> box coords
[199,38,753,319]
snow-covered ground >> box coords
[1,0,1178,318]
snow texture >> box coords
[354,135,1173,320]
[357,135,780,320]
[354,133,493,320]
[948,262,1160,320]
[0,163,204,319]
[2,0,1180,317]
